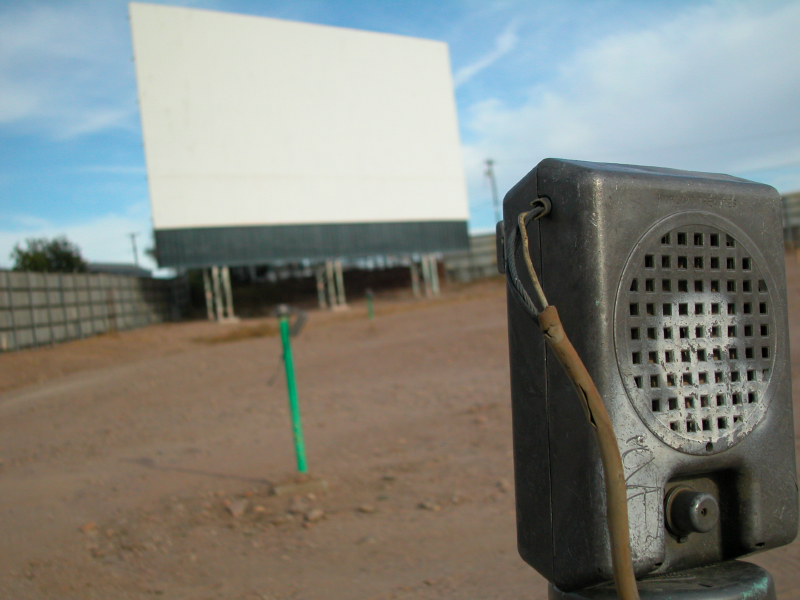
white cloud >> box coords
[0,83,42,122]
[0,0,138,139]
[728,144,800,175]
[56,106,138,139]
[0,201,157,271]
[461,1,800,228]
[453,19,520,87]
[6,214,52,230]
[71,164,147,175]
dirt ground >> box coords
[2,262,800,600]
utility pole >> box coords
[129,233,139,267]
[485,158,501,224]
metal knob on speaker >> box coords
[665,486,719,536]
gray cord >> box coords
[505,200,550,319]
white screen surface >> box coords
[129,3,469,231]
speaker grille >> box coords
[616,216,777,454]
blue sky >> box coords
[1,0,799,271]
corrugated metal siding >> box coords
[783,191,800,245]
[155,220,469,268]
[443,233,499,283]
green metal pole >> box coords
[279,316,307,473]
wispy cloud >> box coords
[71,164,147,175]
[462,1,800,226]
[3,0,798,241]
[0,201,156,270]
[3,214,53,230]
[453,19,520,87]
[0,0,138,139]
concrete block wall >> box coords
[0,271,188,352]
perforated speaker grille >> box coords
[615,213,778,455]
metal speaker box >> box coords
[500,159,798,592]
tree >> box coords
[10,236,88,273]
